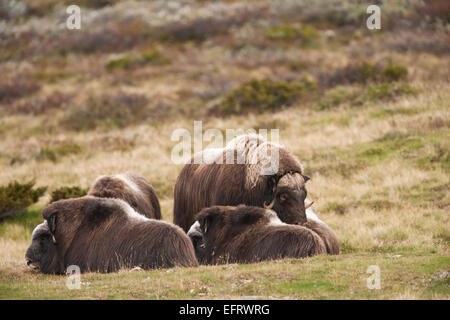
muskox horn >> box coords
[305,201,314,209]
[263,198,275,209]
[52,235,57,244]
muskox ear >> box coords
[48,215,57,234]
[197,209,218,234]
[47,215,57,244]
[198,214,212,234]
[263,176,278,205]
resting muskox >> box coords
[187,205,331,264]
[25,196,198,274]
[174,134,310,232]
[304,200,340,255]
[88,172,161,219]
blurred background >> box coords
[0,0,448,298]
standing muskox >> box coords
[26,196,198,274]
[88,172,161,219]
[187,205,332,264]
[174,134,311,232]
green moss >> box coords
[50,186,88,203]
[266,25,319,46]
[219,78,316,115]
[0,181,46,219]
[140,51,171,65]
[266,25,299,40]
[106,56,133,70]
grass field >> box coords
[0,0,449,299]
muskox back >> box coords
[174,134,308,231]
[187,205,327,264]
[88,172,161,219]
[34,196,197,274]
[305,207,340,255]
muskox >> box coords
[187,205,330,264]
[88,172,161,219]
[304,200,340,255]
[25,196,198,274]
[174,134,311,232]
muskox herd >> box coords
[25,135,339,274]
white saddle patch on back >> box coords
[117,174,141,194]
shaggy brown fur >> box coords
[304,218,340,255]
[34,196,197,274]
[88,172,161,219]
[174,134,310,232]
[187,205,328,264]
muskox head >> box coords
[25,197,92,274]
[187,205,273,263]
[232,135,311,226]
[262,171,310,225]
[25,221,61,274]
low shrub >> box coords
[219,78,316,114]
[380,63,408,82]
[0,181,46,219]
[156,7,264,43]
[312,86,360,110]
[313,82,415,110]
[140,51,172,66]
[363,82,416,102]
[106,56,133,70]
[320,61,409,88]
[62,92,149,131]
[0,76,40,104]
[50,186,88,203]
[11,91,72,115]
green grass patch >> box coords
[266,24,319,46]
[308,130,448,178]
[0,254,448,299]
[106,50,171,70]
[106,56,133,70]
[0,208,42,240]
[363,82,416,103]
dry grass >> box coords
[0,0,449,299]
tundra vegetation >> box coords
[0,0,448,299]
